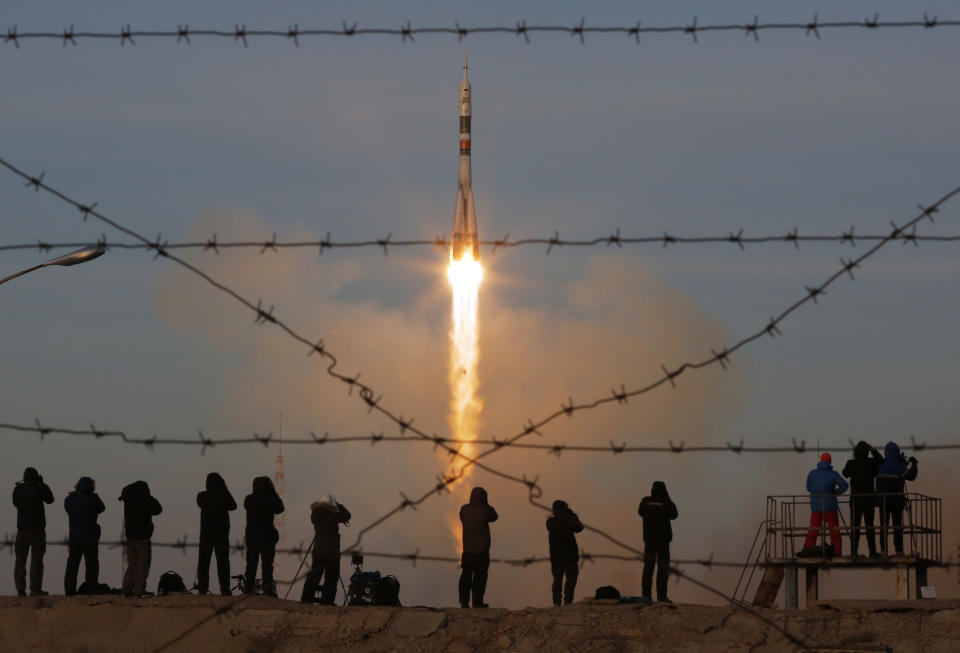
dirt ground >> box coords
[1,595,958,653]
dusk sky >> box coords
[2,1,959,607]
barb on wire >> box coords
[2,230,960,257]
[4,420,960,453]
[342,182,960,551]
[2,15,959,48]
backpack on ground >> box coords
[372,575,401,607]
[157,571,189,595]
[594,585,621,600]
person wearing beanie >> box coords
[637,481,678,603]
[876,441,919,556]
[545,499,584,606]
[300,494,352,604]
[802,453,849,557]
[12,467,54,596]
[63,476,105,595]
[842,441,883,558]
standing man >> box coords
[12,467,54,596]
[300,494,352,605]
[196,473,237,596]
[243,476,284,597]
[876,441,919,556]
[802,453,848,557]
[119,480,163,597]
[545,499,583,606]
[637,481,678,604]
[842,442,883,558]
[459,486,498,609]
[64,477,105,595]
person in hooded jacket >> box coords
[802,453,849,557]
[300,495,352,604]
[196,472,237,595]
[243,476,284,597]
[119,480,163,597]
[459,486,498,608]
[12,467,54,596]
[545,499,583,606]
[637,481,678,603]
[876,441,918,556]
[842,441,883,558]
[63,476,105,595]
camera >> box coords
[351,553,364,567]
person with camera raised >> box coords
[12,467,54,596]
[243,476,284,597]
[196,472,237,596]
[876,441,919,556]
[119,480,163,597]
[301,494,351,605]
[546,499,583,606]
[64,476,105,596]
[459,486,498,609]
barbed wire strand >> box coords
[2,15,958,49]
[1,229,958,257]
[0,420,952,455]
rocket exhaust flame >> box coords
[446,57,483,549]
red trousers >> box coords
[804,510,842,555]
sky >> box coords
[1,1,959,608]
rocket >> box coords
[451,56,479,262]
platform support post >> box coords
[896,564,909,600]
[914,565,927,599]
[805,566,818,606]
[784,564,798,609]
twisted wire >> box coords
[0,227,956,257]
[2,14,957,49]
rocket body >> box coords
[452,59,479,262]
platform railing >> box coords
[764,493,941,564]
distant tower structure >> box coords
[273,413,286,582]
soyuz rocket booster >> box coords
[451,56,479,262]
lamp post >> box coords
[0,246,106,287]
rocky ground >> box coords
[1,595,958,652]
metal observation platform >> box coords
[736,494,942,609]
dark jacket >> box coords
[244,476,284,546]
[197,473,237,541]
[119,481,163,540]
[876,442,918,495]
[12,467,54,530]
[806,461,848,511]
[460,487,498,555]
[310,501,352,559]
[842,442,883,495]
[546,500,583,561]
[637,482,678,545]
[64,477,105,544]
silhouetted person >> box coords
[243,476,284,597]
[802,453,848,557]
[12,467,54,596]
[301,495,352,604]
[64,477,105,595]
[546,499,583,606]
[196,472,237,595]
[119,480,163,597]
[637,481,678,603]
[876,441,918,556]
[842,441,883,558]
[459,486,498,608]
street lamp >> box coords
[0,246,106,287]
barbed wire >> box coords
[344,184,960,551]
[2,14,957,49]
[1,420,953,455]
[1,227,958,258]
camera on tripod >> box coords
[346,553,401,607]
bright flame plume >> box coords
[446,255,483,547]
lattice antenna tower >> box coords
[273,412,286,581]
